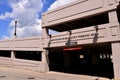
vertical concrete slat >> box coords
[11,51,15,68]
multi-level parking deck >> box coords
[0,0,120,80]
[42,0,120,79]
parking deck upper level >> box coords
[42,0,120,28]
[42,0,120,48]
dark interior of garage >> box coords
[48,43,114,79]
[0,51,11,57]
[48,12,109,33]
[15,51,42,61]
[117,4,120,23]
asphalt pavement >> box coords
[0,67,110,80]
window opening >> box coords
[0,51,11,58]
[15,51,42,61]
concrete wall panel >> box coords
[0,37,43,51]
[108,0,115,5]
[12,37,43,51]
[0,40,12,50]
[0,57,11,67]
[13,59,45,72]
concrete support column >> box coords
[42,49,49,72]
[11,51,15,59]
[42,28,49,37]
[42,28,49,48]
[108,10,118,23]
[42,50,46,62]
[108,10,120,40]
[11,51,15,68]
[111,42,120,79]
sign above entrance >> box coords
[65,41,77,46]
[51,33,97,42]
[63,47,82,51]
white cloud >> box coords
[0,12,12,20]
[1,0,43,39]
[1,0,77,39]
[16,19,42,37]
[48,0,77,10]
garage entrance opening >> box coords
[48,43,114,79]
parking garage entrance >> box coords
[48,43,114,78]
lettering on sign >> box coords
[51,33,98,42]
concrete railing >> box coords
[13,59,45,72]
[44,22,120,48]
[0,57,11,67]
[0,57,45,72]
[12,37,43,51]
[0,36,43,51]
[0,40,12,50]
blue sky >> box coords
[0,0,76,39]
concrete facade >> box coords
[0,0,120,79]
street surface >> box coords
[0,67,110,80]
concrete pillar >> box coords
[42,28,49,48]
[42,28,49,37]
[108,10,120,40]
[111,42,120,79]
[108,10,118,23]
[42,50,46,62]
[11,51,15,68]
[11,51,15,59]
[42,49,49,72]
